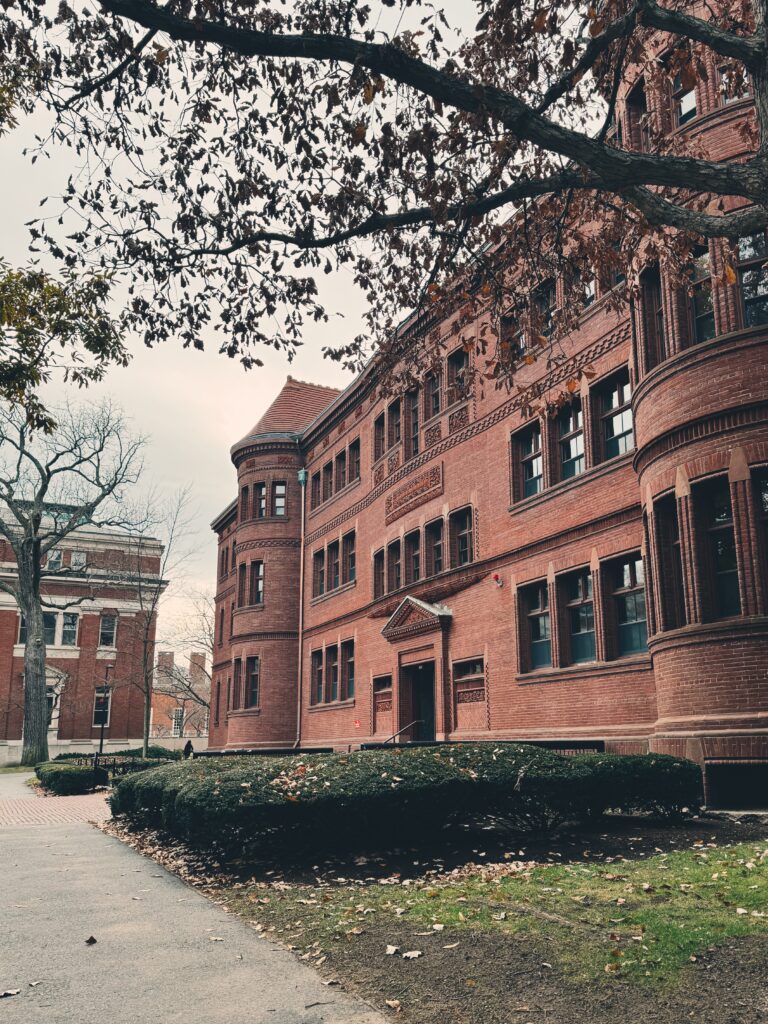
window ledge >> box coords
[372,442,402,472]
[228,707,261,717]
[14,644,80,659]
[509,452,634,515]
[310,579,357,606]
[517,654,651,685]
[234,603,265,613]
[240,515,291,525]
[309,477,361,518]
[308,698,356,713]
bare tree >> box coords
[117,488,195,757]
[0,400,145,765]
[3,0,768,396]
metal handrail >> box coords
[383,720,423,744]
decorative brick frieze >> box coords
[385,464,443,525]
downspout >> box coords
[294,462,308,748]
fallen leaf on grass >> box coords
[402,950,422,959]
[28,982,42,988]
[443,942,460,949]
[0,991,20,999]
[432,923,445,931]
[346,927,364,937]
[605,963,621,973]
[385,999,401,1011]
[322,980,340,986]
[385,945,399,956]
[209,936,224,942]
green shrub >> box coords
[53,746,180,762]
[571,753,703,818]
[35,761,108,795]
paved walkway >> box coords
[0,771,109,825]
[0,775,383,1024]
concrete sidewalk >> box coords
[1,821,383,1024]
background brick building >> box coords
[0,525,165,762]
[209,43,768,808]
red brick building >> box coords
[209,42,768,807]
[0,526,164,761]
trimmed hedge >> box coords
[54,745,181,762]
[571,753,703,818]
[36,761,108,795]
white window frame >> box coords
[99,614,118,649]
[46,549,63,572]
[70,550,87,572]
[171,707,184,738]
[61,612,79,647]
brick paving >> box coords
[0,772,109,826]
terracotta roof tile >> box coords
[233,376,341,451]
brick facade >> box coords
[210,38,768,806]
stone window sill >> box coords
[509,452,634,515]
[308,698,356,713]
[517,654,651,685]
[310,579,357,606]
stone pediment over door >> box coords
[381,596,452,642]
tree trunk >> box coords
[20,591,49,767]
[142,669,151,758]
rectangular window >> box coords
[756,469,768,561]
[322,462,334,502]
[515,421,543,499]
[425,519,444,576]
[310,472,321,509]
[500,312,526,360]
[240,486,250,521]
[450,507,474,567]
[532,278,556,339]
[92,686,111,728]
[737,233,768,328]
[218,607,224,646]
[453,658,484,681]
[341,639,355,700]
[671,73,697,126]
[446,347,469,405]
[342,531,356,584]
[405,390,420,459]
[214,679,221,726]
[373,549,385,598]
[311,649,324,704]
[425,371,441,418]
[523,582,551,669]
[245,655,260,708]
[249,560,264,605]
[312,549,326,597]
[238,562,247,606]
[387,540,402,592]
[254,482,267,518]
[171,707,184,738]
[581,271,596,308]
[61,612,79,647]
[719,63,750,105]
[640,265,665,369]
[612,555,648,655]
[232,658,242,710]
[46,549,62,572]
[388,399,401,448]
[558,398,584,479]
[374,414,386,461]
[565,569,596,663]
[656,494,686,630]
[327,540,340,591]
[404,530,421,584]
[689,244,715,343]
[99,614,117,648]
[230,602,235,637]
[699,477,741,618]
[348,439,361,481]
[600,369,634,460]
[325,645,339,702]
[21,612,58,646]
[71,550,87,572]
[335,450,347,491]
[626,79,651,151]
[374,674,392,692]
[272,481,287,516]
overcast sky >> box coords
[1,114,363,651]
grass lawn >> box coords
[0,765,33,773]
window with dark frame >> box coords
[232,658,242,710]
[322,462,333,502]
[218,607,224,646]
[20,611,58,646]
[558,398,585,479]
[240,485,249,521]
[311,649,324,704]
[349,439,361,481]
[405,390,420,459]
[756,469,768,555]
[719,63,750,105]
[373,549,385,598]
[640,264,666,369]
[254,482,267,518]
[689,244,715,343]
[564,569,596,663]
[612,555,648,655]
[230,601,235,637]
[453,658,484,681]
[501,311,526,360]
[388,399,401,448]
[335,449,347,491]
[310,472,321,509]
[655,494,686,629]
[671,72,697,126]
[373,674,392,692]
[425,371,441,418]
[249,560,264,605]
[214,679,221,725]
[698,477,741,619]
[404,530,421,584]
[446,347,469,405]
[600,369,634,460]
[342,531,356,584]
[327,540,340,591]
[532,278,556,339]
[737,233,768,328]
[425,519,444,576]
[237,563,247,606]
[387,539,402,592]
[516,421,543,499]
[272,481,287,516]
[312,549,326,597]
[341,639,355,700]
[450,507,474,567]
[374,413,386,461]
[92,686,111,728]
[325,645,339,702]
[523,582,551,669]
[626,78,651,152]
[245,655,260,708]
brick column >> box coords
[729,447,767,617]
[547,562,563,668]
[590,548,608,662]
[641,504,658,637]
[675,466,704,625]
[580,378,597,469]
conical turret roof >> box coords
[232,376,341,455]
